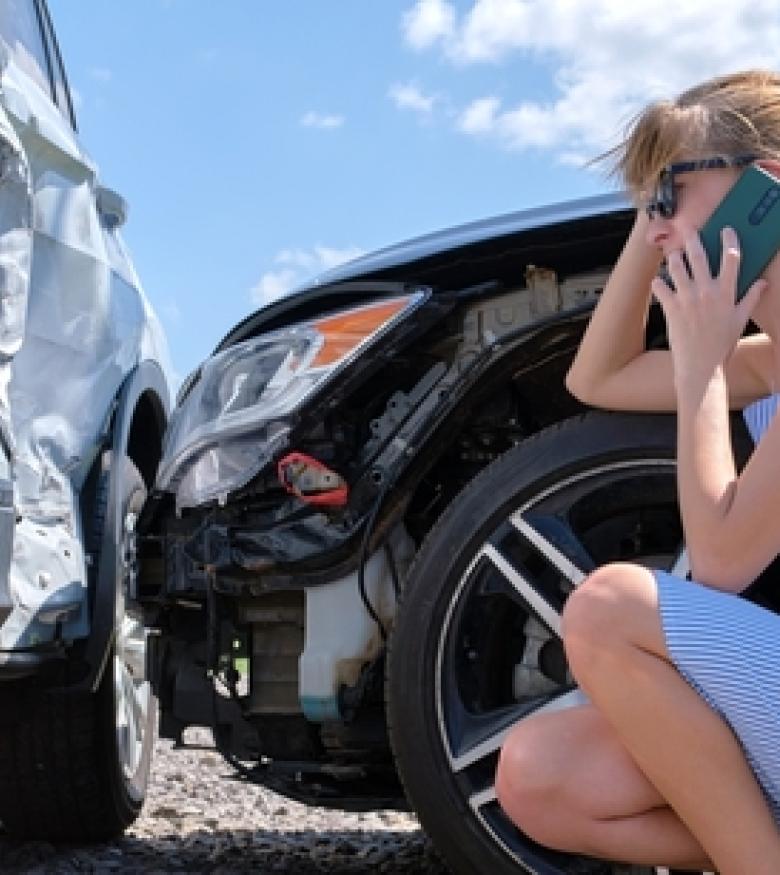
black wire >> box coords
[358,475,395,641]
[384,541,400,600]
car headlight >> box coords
[157,291,426,508]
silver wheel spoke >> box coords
[482,544,562,637]
[451,689,589,774]
[122,683,139,775]
[121,615,146,679]
[468,785,497,815]
[116,660,145,775]
[449,714,514,774]
[114,603,149,778]
[114,658,127,727]
[123,663,144,732]
[509,513,588,588]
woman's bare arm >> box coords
[675,365,780,590]
[565,211,666,409]
[566,211,772,411]
[651,230,780,590]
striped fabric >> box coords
[653,393,780,820]
[743,393,780,444]
[655,571,780,822]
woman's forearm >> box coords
[565,212,662,404]
[676,368,740,588]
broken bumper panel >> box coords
[0,466,81,677]
[0,514,88,659]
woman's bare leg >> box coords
[563,562,780,875]
[496,704,711,868]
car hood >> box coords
[214,192,629,356]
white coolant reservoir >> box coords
[298,523,415,721]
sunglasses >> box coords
[644,155,757,219]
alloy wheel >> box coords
[433,457,694,874]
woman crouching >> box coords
[495,70,780,875]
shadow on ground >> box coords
[0,825,450,874]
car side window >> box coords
[37,0,77,129]
[0,0,53,98]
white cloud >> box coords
[279,245,365,271]
[300,111,345,130]
[404,0,780,162]
[402,0,455,50]
[88,66,112,83]
[389,82,437,114]
[457,96,499,134]
[251,245,365,308]
[251,269,299,308]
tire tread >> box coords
[0,457,151,841]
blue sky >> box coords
[47,0,780,386]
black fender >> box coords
[78,359,170,692]
[364,310,590,524]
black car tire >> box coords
[387,411,748,875]
[0,457,156,840]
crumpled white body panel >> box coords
[0,44,171,651]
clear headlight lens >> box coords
[158,292,425,508]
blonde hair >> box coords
[603,70,780,202]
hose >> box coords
[357,473,396,641]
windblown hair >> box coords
[602,70,780,202]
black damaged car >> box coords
[137,192,768,874]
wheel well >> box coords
[79,389,166,555]
[400,298,675,548]
[402,327,585,546]
[125,390,167,489]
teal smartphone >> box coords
[699,163,780,302]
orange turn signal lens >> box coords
[310,297,410,367]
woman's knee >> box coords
[562,563,628,645]
[562,563,652,675]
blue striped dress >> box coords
[655,393,780,821]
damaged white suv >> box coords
[0,0,171,840]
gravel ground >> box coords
[0,729,450,874]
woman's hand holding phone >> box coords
[650,227,767,394]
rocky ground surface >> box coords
[0,729,450,874]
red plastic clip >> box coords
[277,452,348,506]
